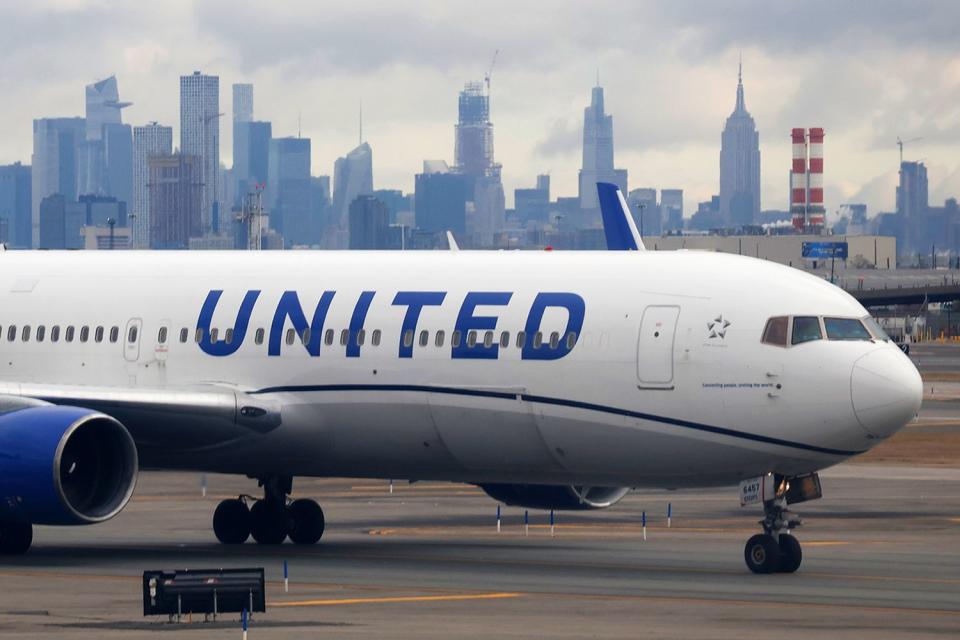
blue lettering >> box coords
[197,290,260,357]
[268,291,336,356]
[522,292,585,360]
[452,292,512,360]
[392,291,447,358]
[347,291,376,357]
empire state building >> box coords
[719,64,761,227]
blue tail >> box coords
[597,182,644,251]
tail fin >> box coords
[597,182,645,251]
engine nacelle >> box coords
[0,404,138,525]
[479,484,630,511]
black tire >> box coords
[0,523,32,555]
[249,500,288,544]
[744,533,781,574]
[287,499,325,545]
[213,499,250,544]
[778,533,803,573]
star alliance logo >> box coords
[708,314,731,339]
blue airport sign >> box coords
[802,241,848,260]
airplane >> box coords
[0,183,921,574]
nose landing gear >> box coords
[740,472,821,574]
[212,475,325,545]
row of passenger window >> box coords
[761,315,887,347]
[1,322,578,352]
[2,324,136,345]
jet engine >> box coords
[0,403,138,525]
[479,484,629,510]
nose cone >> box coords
[851,347,922,439]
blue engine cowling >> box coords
[0,403,138,525]
[479,484,630,510]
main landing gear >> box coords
[212,475,325,545]
[740,472,822,574]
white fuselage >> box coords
[0,250,922,488]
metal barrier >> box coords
[143,568,265,621]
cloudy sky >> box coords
[1,0,958,217]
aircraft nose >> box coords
[850,347,922,439]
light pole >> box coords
[638,202,646,239]
[107,217,116,251]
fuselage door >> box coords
[637,305,680,389]
[124,318,143,362]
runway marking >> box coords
[802,541,851,547]
[270,592,522,607]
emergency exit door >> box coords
[637,306,680,388]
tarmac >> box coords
[0,345,959,638]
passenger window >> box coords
[419,330,429,347]
[340,329,349,346]
[127,326,138,343]
[467,330,477,347]
[403,329,414,348]
[324,329,334,346]
[6,326,14,342]
[824,317,872,341]
[357,329,365,346]
[210,328,219,342]
[435,330,445,347]
[180,328,189,344]
[95,326,104,343]
[516,331,526,348]
[254,328,265,345]
[66,326,75,342]
[195,328,204,343]
[300,328,310,345]
[110,326,120,343]
[22,325,31,342]
[79,326,89,343]
[51,326,60,343]
[483,331,493,348]
[500,331,510,348]
[533,332,543,348]
[285,328,296,345]
[549,331,560,349]
[451,330,461,348]
[225,328,234,345]
[566,331,577,349]
[762,316,789,347]
[37,326,46,342]
[158,327,167,344]
[791,316,822,345]
[372,329,382,346]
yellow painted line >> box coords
[803,541,851,547]
[271,592,522,607]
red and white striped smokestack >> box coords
[790,128,807,230]
[807,127,825,227]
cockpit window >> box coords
[824,317,872,341]
[761,316,789,347]
[862,316,890,342]
[791,316,822,345]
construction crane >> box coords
[484,49,499,96]
[897,136,923,166]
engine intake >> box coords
[479,484,629,510]
[0,404,138,525]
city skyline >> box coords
[1,1,958,219]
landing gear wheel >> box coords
[287,499,325,545]
[0,522,32,555]
[213,499,250,544]
[777,533,802,573]
[249,500,288,544]
[744,534,781,574]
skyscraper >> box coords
[148,153,202,249]
[453,81,504,246]
[234,121,271,203]
[719,64,761,227]
[332,142,373,241]
[31,117,84,246]
[348,195,390,249]
[898,161,928,253]
[81,76,132,199]
[268,136,312,246]
[180,71,220,235]
[132,123,173,248]
[415,161,469,236]
[578,84,627,211]
[232,83,253,124]
[0,163,32,248]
